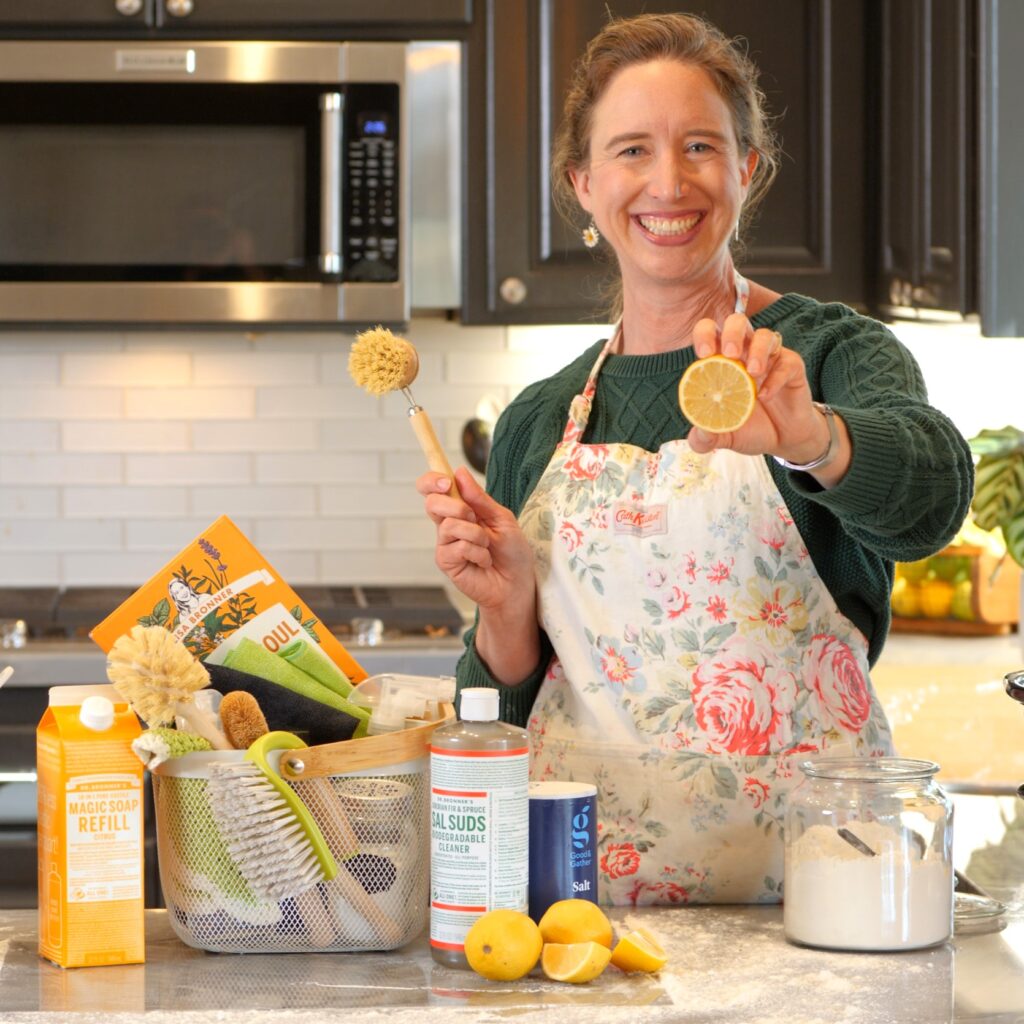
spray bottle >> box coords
[429,687,529,969]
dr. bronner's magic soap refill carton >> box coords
[37,685,145,967]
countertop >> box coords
[2,895,1023,1024]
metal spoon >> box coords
[0,665,12,688]
[461,417,492,474]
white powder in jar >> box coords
[784,822,953,951]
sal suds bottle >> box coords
[429,687,529,969]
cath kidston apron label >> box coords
[429,747,529,950]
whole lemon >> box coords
[919,579,955,618]
[951,578,974,621]
[464,909,542,981]
[538,898,614,948]
[890,577,922,618]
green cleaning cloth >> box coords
[223,638,371,738]
[132,727,213,770]
[278,638,353,698]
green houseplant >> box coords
[970,426,1024,569]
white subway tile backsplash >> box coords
[0,421,60,453]
[0,454,122,485]
[255,452,379,485]
[124,518,240,552]
[254,517,379,551]
[0,488,59,517]
[195,351,317,386]
[63,551,176,585]
[125,387,255,420]
[191,485,316,518]
[64,351,190,387]
[125,453,252,485]
[192,419,316,452]
[64,486,188,519]
[0,353,59,385]
[0,551,60,583]
[256,385,378,419]
[64,421,190,452]
[0,519,121,550]
[0,317,515,586]
[320,483,419,517]
[0,387,122,419]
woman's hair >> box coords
[552,12,780,242]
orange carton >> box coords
[89,514,366,683]
[37,685,145,968]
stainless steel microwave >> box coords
[0,40,412,327]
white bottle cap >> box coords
[79,695,115,732]
[459,687,499,722]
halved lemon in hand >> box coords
[678,354,757,433]
[610,928,668,973]
[541,940,613,984]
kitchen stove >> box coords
[0,585,465,643]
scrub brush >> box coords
[349,326,462,499]
[206,730,340,902]
[106,624,231,750]
[220,690,270,750]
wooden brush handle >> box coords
[408,408,462,500]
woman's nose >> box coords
[649,153,687,201]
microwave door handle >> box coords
[319,92,343,275]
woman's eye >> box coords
[618,145,645,157]
[687,142,713,155]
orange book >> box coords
[89,515,366,684]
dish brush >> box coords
[219,690,270,750]
[349,325,462,499]
[106,624,231,749]
[206,730,340,902]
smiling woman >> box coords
[415,11,974,908]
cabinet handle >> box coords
[165,0,194,16]
[115,0,143,15]
[500,277,528,305]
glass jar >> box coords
[784,757,953,951]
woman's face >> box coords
[570,60,757,301]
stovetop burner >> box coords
[0,585,465,641]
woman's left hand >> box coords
[688,313,846,480]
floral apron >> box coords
[519,288,894,906]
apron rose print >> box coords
[521,331,894,904]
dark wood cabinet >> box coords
[0,0,152,29]
[463,0,872,325]
[876,0,976,318]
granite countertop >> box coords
[1,896,1023,1024]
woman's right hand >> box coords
[417,466,541,684]
[417,466,536,614]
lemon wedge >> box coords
[678,354,757,433]
[541,940,613,983]
[610,927,668,973]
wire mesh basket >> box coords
[150,711,451,954]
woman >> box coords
[418,13,972,904]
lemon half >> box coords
[679,354,757,433]
[541,940,613,983]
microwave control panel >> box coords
[344,85,400,283]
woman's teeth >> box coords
[637,213,700,236]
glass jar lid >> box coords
[954,893,1008,935]
[798,756,941,781]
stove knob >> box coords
[115,0,143,14]
[165,0,194,16]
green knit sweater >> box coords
[456,294,974,727]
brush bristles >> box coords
[220,691,269,750]
[106,624,209,727]
[207,761,325,901]
[348,326,418,395]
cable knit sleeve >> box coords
[782,309,973,561]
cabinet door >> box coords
[0,0,151,28]
[154,0,471,31]
[877,0,975,317]
[465,0,870,324]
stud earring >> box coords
[734,221,740,242]
[582,221,600,248]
